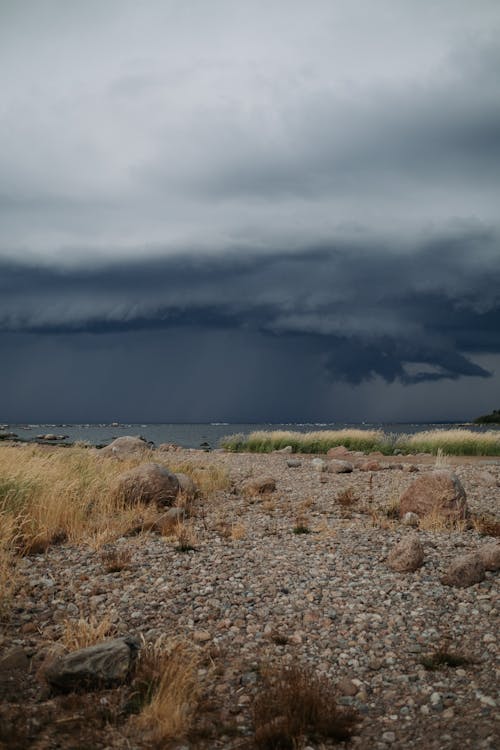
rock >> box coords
[36,433,67,441]
[402,512,420,527]
[337,677,358,696]
[100,435,153,458]
[44,636,140,691]
[404,464,419,473]
[243,477,276,495]
[328,459,354,474]
[327,446,351,458]
[154,507,186,534]
[286,459,302,468]
[477,542,500,571]
[358,460,382,471]
[0,646,29,671]
[193,630,211,643]
[387,534,424,572]
[311,458,327,472]
[399,470,468,521]
[274,445,293,454]
[116,463,180,507]
[441,553,485,587]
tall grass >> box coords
[222,429,391,454]
[402,429,500,456]
[221,428,500,456]
[0,445,229,616]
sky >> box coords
[1,0,499,423]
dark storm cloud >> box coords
[2,227,499,386]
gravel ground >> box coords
[1,449,499,749]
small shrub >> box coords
[293,515,310,534]
[471,514,500,537]
[384,496,400,520]
[100,546,132,572]
[336,487,358,508]
[252,664,357,749]
[174,522,198,552]
[421,649,473,671]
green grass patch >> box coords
[221,428,500,456]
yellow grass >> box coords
[223,429,388,453]
[60,614,116,651]
[133,639,200,744]
[404,429,500,456]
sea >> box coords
[1,422,498,449]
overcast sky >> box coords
[1,0,499,423]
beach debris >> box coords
[44,636,140,692]
[116,463,180,507]
[441,553,485,588]
[399,469,468,521]
[387,533,424,572]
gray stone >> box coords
[100,435,152,458]
[328,459,354,474]
[45,636,140,691]
[286,459,302,468]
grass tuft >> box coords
[252,663,357,748]
[131,639,200,744]
[420,649,473,671]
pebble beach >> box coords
[0,446,499,749]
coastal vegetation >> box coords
[474,408,500,424]
[221,428,500,456]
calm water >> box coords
[1,422,498,449]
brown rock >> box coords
[441,553,485,588]
[116,463,180,507]
[337,677,358,696]
[327,445,351,458]
[387,534,424,572]
[243,477,276,495]
[477,542,500,571]
[399,470,468,521]
[359,460,382,472]
[100,435,152,458]
[0,646,29,672]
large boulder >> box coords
[441,553,485,588]
[399,470,468,522]
[387,534,424,572]
[44,636,140,691]
[100,435,152,458]
[116,463,180,507]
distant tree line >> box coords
[474,409,500,424]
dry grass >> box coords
[0,516,19,618]
[131,639,200,745]
[252,663,357,748]
[417,509,467,533]
[403,429,500,456]
[471,514,500,537]
[173,521,199,552]
[336,486,358,509]
[60,614,116,651]
[100,545,132,572]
